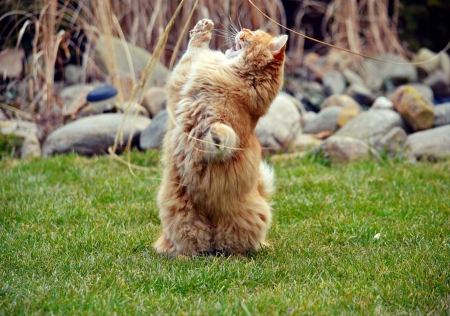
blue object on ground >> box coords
[87,85,118,102]
[434,96,450,105]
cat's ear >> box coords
[269,35,288,53]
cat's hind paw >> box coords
[188,19,214,48]
[206,122,238,160]
[154,234,177,255]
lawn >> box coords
[1,151,449,315]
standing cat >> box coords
[154,19,288,256]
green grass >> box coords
[1,151,449,315]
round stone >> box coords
[86,85,118,102]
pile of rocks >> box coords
[0,37,169,158]
[262,49,450,163]
[1,40,449,164]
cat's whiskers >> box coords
[224,15,240,35]
[212,28,233,35]
[236,3,245,31]
[261,22,272,33]
[211,30,232,39]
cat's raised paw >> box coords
[192,19,214,33]
[188,19,214,48]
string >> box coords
[107,146,188,186]
[247,0,450,66]
[116,0,448,172]
[165,101,246,152]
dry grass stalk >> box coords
[111,0,198,163]
[292,0,408,66]
[90,0,124,102]
[103,0,286,64]
[0,0,94,138]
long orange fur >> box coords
[154,19,288,256]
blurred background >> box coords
[1,0,448,68]
[0,0,449,157]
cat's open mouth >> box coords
[226,41,243,58]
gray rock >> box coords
[302,81,326,111]
[334,109,407,145]
[407,83,434,103]
[342,69,366,87]
[292,134,322,151]
[434,103,450,127]
[21,134,41,158]
[94,36,169,87]
[142,87,166,117]
[285,79,325,112]
[64,64,97,84]
[64,65,83,85]
[0,48,24,78]
[323,70,346,96]
[117,102,150,117]
[255,93,301,152]
[0,109,7,120]
[413,48,440,74]
[337,106,360,127]
[314,135,377,164]
[373,126,408,158]
[140,110,168,150]
[406,125,450,162]
[278,91,306,116]
[345,83,376,106]
[303,52,334,81]
[440,52,450,81]
[361,54,418,91]
[303,106,342,134]
[386,83,434,103]
[301,111,318,127]
[61,84,97,116]
[320,94,362,111]
[423,70,450,98]
[371,96,394,111]
[42,114,151,156]
[0,120,40,138]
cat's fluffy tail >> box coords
[258,161,275,200]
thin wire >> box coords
[118,0,444,173]
[247,0,450,66]
[108,146,188,186]
[166,101,246,152]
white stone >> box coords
[255,93,301,152]
[371,96,394,110]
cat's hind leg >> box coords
[154,186,212,256]
[188,19,214,49]
[212,192,272,255]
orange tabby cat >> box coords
[154,19,288,256]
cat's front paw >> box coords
[206,123,238,160]
[188,19,214,48]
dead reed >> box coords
[102,0,286,66]
[0,0,415,144]
[291,0,406,67]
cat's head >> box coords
[225,28,288,62]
